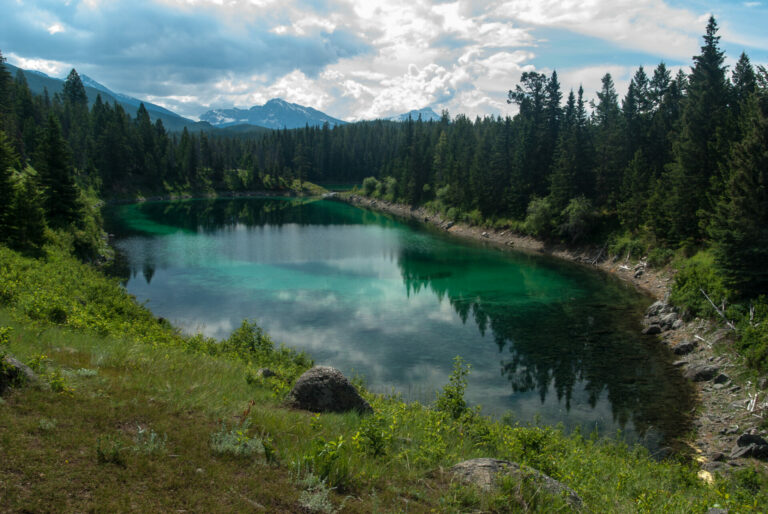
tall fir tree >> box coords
[710,93,768,298]
[664,16,730,245]
[35,114,81,227]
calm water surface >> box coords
[105,197,693,448]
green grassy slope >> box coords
[1,245,766,512]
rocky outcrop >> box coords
[450,458,583,509]
[286,366,372,414]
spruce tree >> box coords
[0,130,17,239]
[62,69,88,107]
[710,94,768,298]
[592,73,624,208]
[665,16,730,245]
[35,114,81,227]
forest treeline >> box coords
[1,17,767,300]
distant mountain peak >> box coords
[388,107,442,122]
[199,98,346,129]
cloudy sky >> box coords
[2,0,767,121]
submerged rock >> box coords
[286,366,372,414]
[450,458,583,509]
[642,325,662,335]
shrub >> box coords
[210,420,265,458]
[302,436,350,489]
[608,233,646,261]
[669,251,729,318]
[361,177,380,197]
[96,435,127,466]
[435,356,471,419]
[647,247,675,268]
[133,425,167,455]
[524,197,556,238]
[558,196,593,242]
[352,413,391,457]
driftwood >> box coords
[700,289,737,331]
[588,244,607,265]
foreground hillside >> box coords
[1,244,767,512]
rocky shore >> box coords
[340,194,768,475]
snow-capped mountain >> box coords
[388,107,442,122]
[199,99,346,129]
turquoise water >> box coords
[105,197,693,447]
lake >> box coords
[105,196,693,448]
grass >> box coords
[2,243,768,511]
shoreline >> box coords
[339,194,765,474]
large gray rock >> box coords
[683,364,720,382]
[450,458,583,509]
[673,341,696,355]
[1,354,38,393]
[729,433,768,460]
[286,366,372,414]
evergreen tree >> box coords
[35,114,81,227]
[0,130,17,238]
[664,16,730,245]
[592,73,625,208]
[710,93,768,298]
[732,52,757,118]
[62,69,88,107]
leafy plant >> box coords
[435,356,471,419]
[210,419,264,458]
[96,435,127,466]
[133,425,167,455]
[302,436,350,489]
[352,412,391,457]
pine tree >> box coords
[0,130,17,239]
[665,16,730,245]
[62,69,88,107]
[35,114,81,227]
[592,73,625,208]
[710,93,768,298]
[732,52,757,121]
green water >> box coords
[105,197,693,448]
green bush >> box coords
[361,177,380,197]
[608,233,646,261]
[435,356,471,419]
[647,247,675,268]
[524,197,556,238]
[559,196,593,242]
[210,420,265,458]
[669,251,729,318]
[735,297,768,372]
[302,435,350,489]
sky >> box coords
[2,0,767,122]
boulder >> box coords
[683,365,719,382]
[673,341,697,355]
[256,368,276,378]
[672,319,685,330]
[659,312,678,329]
[642,325,662,335]
[713,373,730,385]
[1,354,38,393]
[729,432,768,460]
[450,458,583,509]
[286,366,372,414]
[646,301,666,317]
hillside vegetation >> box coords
[1,242,768,512]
